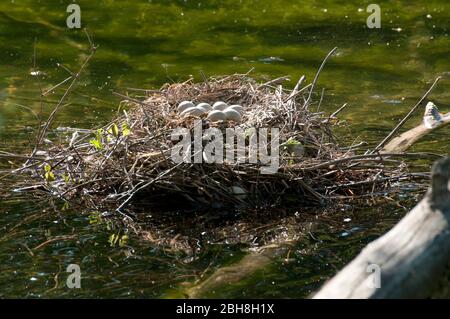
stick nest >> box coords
[16,74,417,215]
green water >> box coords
[0,0,449,298]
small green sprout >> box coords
[63,174,70,183]
[108,233,129,247]
[108,123,119,138]
[89,129,104,150]
[119,235,129,247]
[122,123,131,137]
[88,211,102,225]
[89,139,103,150]
[108,233,119,246]
[61,201,70,211]
[44,164,55,182]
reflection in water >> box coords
[0,0,448,298]
[0,194,414,298]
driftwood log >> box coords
[313,157,450,298]
[382,112,450,153]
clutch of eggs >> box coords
[211,103,244,122]
[178,101,244,122]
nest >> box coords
[14,74,420,216]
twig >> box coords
[329,103,348,119]
[317,87,325,111]
[32,37,44,148]
[200,70,210,89]
[112,91,151,121]
[56,63,76,76]
[32,235,77,250]
[301,152,442,170]
[284,83,311,102]
[304,47,338,109]
[42,76,73,96]
[261,76,290,88]
[30,33,97,162]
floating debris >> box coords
[258,56,285,63]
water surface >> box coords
[0,0,449,298]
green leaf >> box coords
[44,171,55,182]
[61,201,70,211]
[63,174,70,183]
[108,233,120,246]
[119,235,129,247]
[88,211,102,225]
[286,138,301,146]
[89,139,103,150]
[108,123,119,138]
[96,128,104,137]
[122,123,131,137]
[44,164,54,182]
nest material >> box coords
[19,74,414,214]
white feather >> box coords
[423,102,442,129]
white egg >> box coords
[196,105,208,113]
[212,101,228,111]
[223,108,242,122]
[181,106,206,117]
[207,110,227,122]
[178,101,195,113]
[196,102,212,111]
[227,104,245,115]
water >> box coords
[0,1,449,298]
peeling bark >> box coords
[313,157,450,299]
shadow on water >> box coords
[0,0,449,298]
[0,188,421,298]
